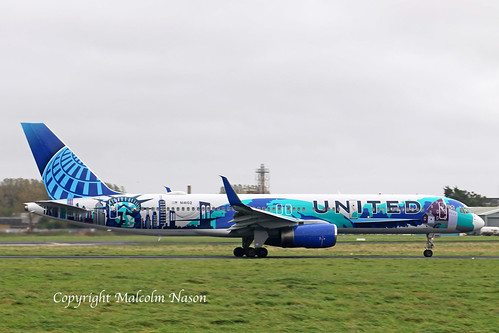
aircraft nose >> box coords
[472,213,485,231]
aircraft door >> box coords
[447,208,458,230]
[94,208,105,225]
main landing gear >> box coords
[233,236,268,258]
[233,246,268,258]
[423,233,435,257]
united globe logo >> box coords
[106,196,143,228]
[42,147,116,200]
[43,148,99,199]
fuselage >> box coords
[26,192,485,236]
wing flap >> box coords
[228,208,300,230]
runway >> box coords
[1,240,497,247]
[1,240,497,259]
[1,255,498,259]
[0,242,144,247]
[0,241,239,246]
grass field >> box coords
[0,233,498,332]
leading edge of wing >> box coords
[220,176,299,230]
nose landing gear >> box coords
[424,233,435,257]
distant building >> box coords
[0,213,32,229]
[255,164,270,194]
[219,164,270,194]
[485,198,499,206]
[220,184,261,194]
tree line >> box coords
[443,186,489,207]
[0,178,48,216]
[0,178,124,216]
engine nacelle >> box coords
[265,223,337,248]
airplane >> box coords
[21,122,485,258]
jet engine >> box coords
[265,223,337,248]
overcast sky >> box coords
[1,1,499,197]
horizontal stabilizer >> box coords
[34,200,92,213]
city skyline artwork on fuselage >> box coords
[74,195,474,233]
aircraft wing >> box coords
[221,176,300,230]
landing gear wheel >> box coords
[256,247,268,258]
[233,247,245,257]
[424,233,436,257]
[245,247,256,258]
[423,249,433,257]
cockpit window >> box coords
[446,199,470,214]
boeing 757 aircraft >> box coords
[21,123,485,258]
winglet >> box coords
[220,176,244,207]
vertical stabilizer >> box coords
[21,123,120,200]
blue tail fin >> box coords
[21,123,120,200]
